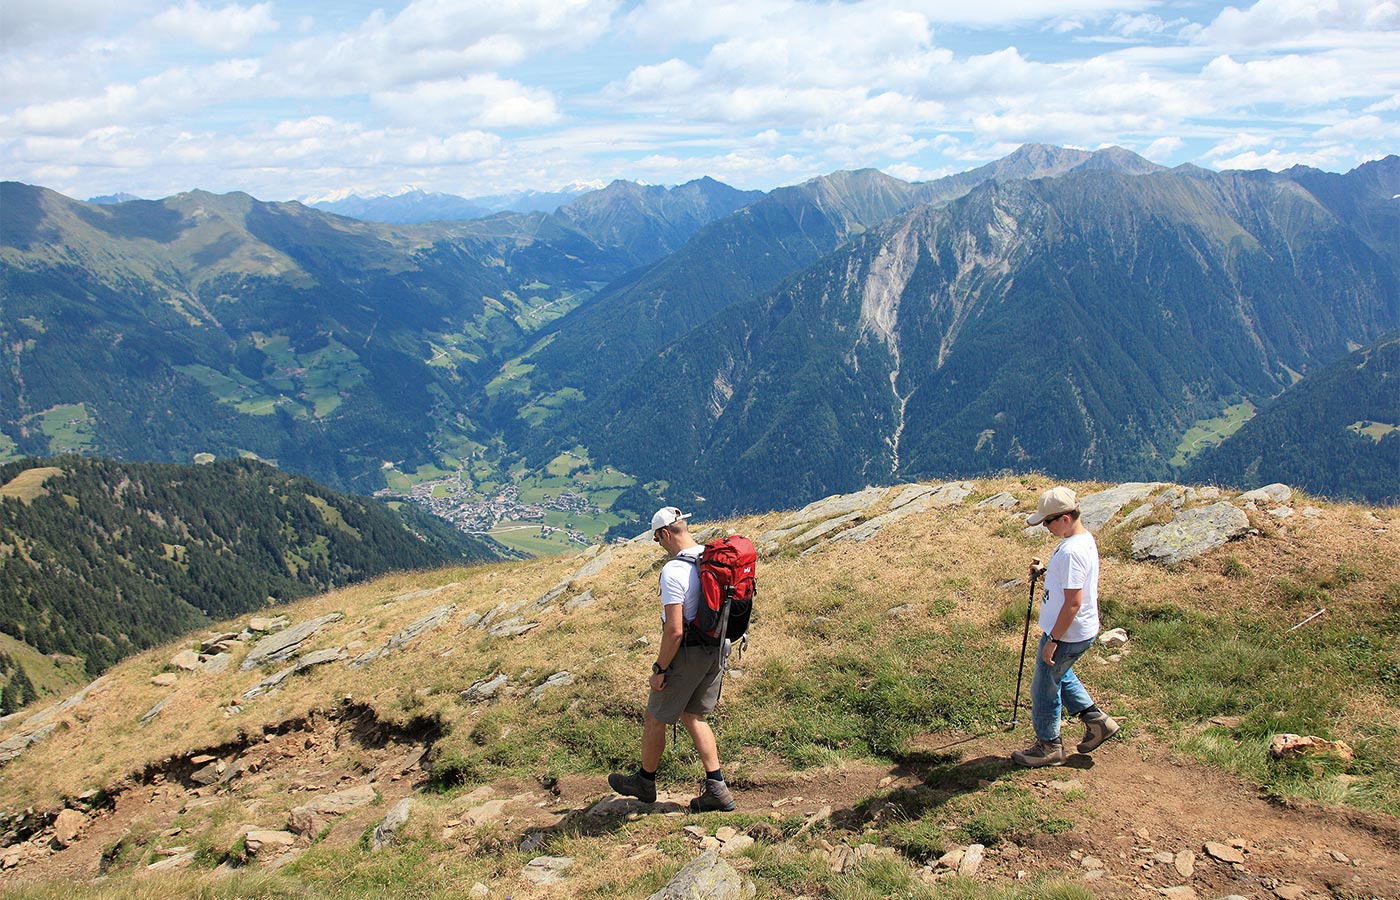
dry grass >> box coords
[1,475,1397,897]
[0,466,62,504]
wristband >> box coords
[652,662,670,675]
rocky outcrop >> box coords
[1238,483,1292,504]
[1131,502,1250,565]
[0,676,111,766]
[1079,482,1164,531]
[241,613,344,670]
[530,672,575,703]
[244,829,297,858]
[349,604,455,667]
[772,486,889,531]
[461,672,509,703]
[288,785,377,837]
[646,850,755,899]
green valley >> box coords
[1169,401,1256,467]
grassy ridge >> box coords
[1,476,1396,898]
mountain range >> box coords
[304,180,609,223]
[553,158,1398,512]
[5,145,1397,535]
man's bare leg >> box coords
[641,712,668,772]
[680,712,720,772]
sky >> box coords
[2,0,1398,202]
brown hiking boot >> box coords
[608,770,657,803]
[1011,737,1066,768]
[688,778,736,812]
[1076,710,1120,753]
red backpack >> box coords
[678,535,756,645]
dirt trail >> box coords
[4,722,1398,898]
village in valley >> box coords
[373,449,632,554]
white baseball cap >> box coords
[650,507,689,531]
[1026,486,1079,525]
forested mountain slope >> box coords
[1186,335,1400,503]
[0,182,632,490]
[498,146,1155,440]
[570,159,1399,513]
[0,456,514,677]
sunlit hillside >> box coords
[2,475,1397,899]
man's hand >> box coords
[649,672,667,692]
[1028,557,1045,581]
[1041,638,1057,666]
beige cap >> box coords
[1026,486,1079,525]
[650,506,689,531]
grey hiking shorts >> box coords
[647,644,724,724]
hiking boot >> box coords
[1076,710,1121,754]
[688,778,736,812]
[608,770,657,804]
[1011,738,1066,768]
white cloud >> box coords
[148,1,278,53]
[372,76,562,128]
[0,0,142,48]
[1210,145,1358,171]
[1314,114,1400,141]
[1145,135,1183,159]
[1205,133,1271,159]
[3,0,1396,200]
[274,0,619,93]
[1200,0,1400,47]
[5,58,263,136]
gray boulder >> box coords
[242,667,294,700]
[522,856,574,885]
[139,695,170,726]
[349,604,455,668]
[646,850,756,899]
[530,672,575,703]
[563,590,596,613]
[888,483,934,510]
[1238,483,1292,504]
[976,491,1018,510]
[461,673,509,703]
[1131,502,1250,565]
[1079,483,1164,531]
[199,652,233,674]
[294,647,346,672]
[572,548,614,581]
[372,799,414,851]
[241,613,344,670]
[790,511,863,545]
[928,480,975,508]
[777,486,888,529]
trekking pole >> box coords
[1006,558,1042,729]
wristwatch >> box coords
[652,662,670,675]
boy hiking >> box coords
[608,507,736,811]
[1013,486,1121,767]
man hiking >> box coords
[608,507,736,811]
[1013,486,1121,767]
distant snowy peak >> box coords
[87,192,144,204]
[304,182,610,222]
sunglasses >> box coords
[1041,513,1067,526]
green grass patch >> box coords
[1170,400,1256,467]
[0,431,20,463]
[26,403,98,453]
[1348,420,1398,442]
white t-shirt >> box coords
[659,546,703,625]
[1039,531,1101,643]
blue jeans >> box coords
[1030,633,1096,742]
